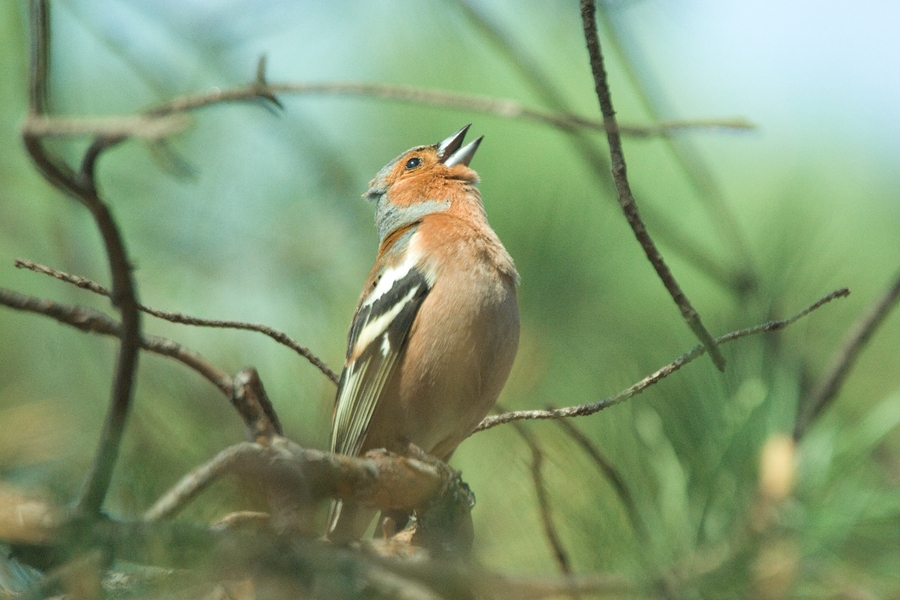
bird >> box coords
[327,125,520,542]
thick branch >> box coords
[579,0,725,371]
[143,438,450,523]
[475,289,849,432]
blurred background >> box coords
[1,0,899,596]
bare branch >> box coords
[598,14,757,277]
[453,0,753,299]
[143,438,451,524]
[14,259,339,384]
[794,270,900,439]
[579,0,725,371]
[231,368,282,442]
[24,0,142,517]
[21,114,190,139]
[21,82,752,155]
[475,288,849,432]
[0,288,289,444]
[0,287,233,396]
[553,418,646,543]
[510,421,573,580]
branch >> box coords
[24,0,141,517]
[14,259,339,384]
[510,422,573,580]
[0,286,231,394]
[794,270,900,440]
[454,0,754,299]
[20,78,753,159]
[0,288,288,444]
[1,490,634,600]
[475,288,849,432]
[552,418,646,542]
[21,114,191,138]
[231,368,282,442]
[143,438,451,523]
[579,0,725,371]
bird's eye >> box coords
[404,157,422,170]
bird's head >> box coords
[364,124,482,204]
[364,125,484,243]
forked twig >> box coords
[475,288,849,432]
[579,0,725,371]
[23,0,141,517]
[14,259,339,384]
[0,287,285,443]
[0,287,231,395]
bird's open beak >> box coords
[437,124,483,167]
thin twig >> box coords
[21,114,191,138]
[0,287,232,396]
[24,0,142,518]
[0,288,288,442]
[509,422,574,583]
[21,82,752,156]
[14,259,339,384]
[599,14,757,278]
[475,288,849,432]
[794,271,900,440]
[552,418,646,543]
[153,81,750,136]
[579,0,725,371]
[454,0,753,298]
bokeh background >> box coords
[2,0,899,596]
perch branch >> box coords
[23,0,142,517]
[475,288,849,432]
[143,438,451,523]
[579,0,725,370]
[794,270,900,440]
[14,259,338,384]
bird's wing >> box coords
[330,264,432,458]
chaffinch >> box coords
[327,125,520,542]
